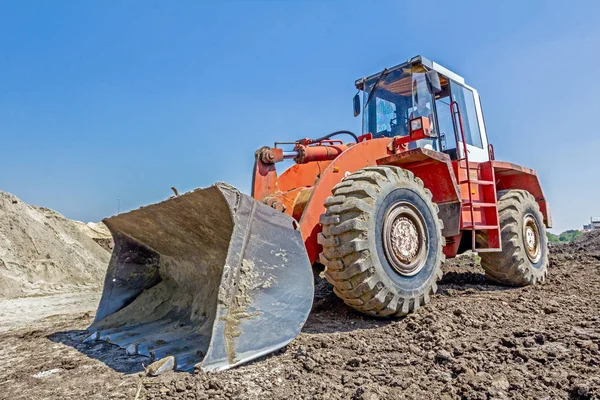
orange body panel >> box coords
[252,139,550,264]
[277,161,332,192]
[298,138,392,262]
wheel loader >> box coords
[87,55,551,372]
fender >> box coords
[492,161,552,228]
[377,148,462,237]
[298,138,391,263]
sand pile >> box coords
[71,220,114,251]
[0,191,110,298]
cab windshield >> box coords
[362,64,438,146]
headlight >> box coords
[410,118,422,131]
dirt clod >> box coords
[146,356,175,376]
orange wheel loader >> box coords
[88,56,551,372]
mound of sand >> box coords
[71,220,114,251]
[0,191,110,298]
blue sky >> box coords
[1,0,599,233]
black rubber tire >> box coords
[479,190,549,286]
[317,166,445,317]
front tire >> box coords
[318,166,445,317]
[479,190,549,286]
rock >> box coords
[569,382,593,398]
[208,379,223,390]
[578,340,599,352]
[514,356,525,364]
[435,350,454,364]
[352,387,379,400]
[543,306,558,314]
[406,321,419,331]
[362,392,379,400]
[346,357,361,368]
[175,380,186,392]
[303,358,317,372]
[408,344,423,355]
[523,338,535,348]
[295,345,307,358]
[438,372,453,383]
[32,368,63,379]
[534,333,546,344]
[546,300,560,308]
[146,356,175,376]
[491,374,510,391]
[500,337,517,348]
[416,331,435,342]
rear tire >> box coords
[318,166,445,317]
[479,190,549,286]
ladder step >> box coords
[462,201,497,207]
[459,179,494,185]
[462,224,499,230]
[475,248,502,253]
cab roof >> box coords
[354,55,465,91]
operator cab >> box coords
[354,56,490,163]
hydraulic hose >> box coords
[305,130,359,144]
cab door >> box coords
[449,81,489,162]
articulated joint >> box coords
[259,147,285,164]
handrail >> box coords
[450,101,476,250]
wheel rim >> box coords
[523,214,542,263]
[382,201,428,276]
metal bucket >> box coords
[88,183,313,372]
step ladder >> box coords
[450,101,502,253]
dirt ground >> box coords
[1,237,599,400]
[0,292,100,333]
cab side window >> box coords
[449,81,483,148]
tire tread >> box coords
[319,166,444,317]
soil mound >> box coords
[0,191,110,298]
[572,229,600,249]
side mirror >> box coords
[353,93,361,117]
[426,70,442,94]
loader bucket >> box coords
[88,183,314,372]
